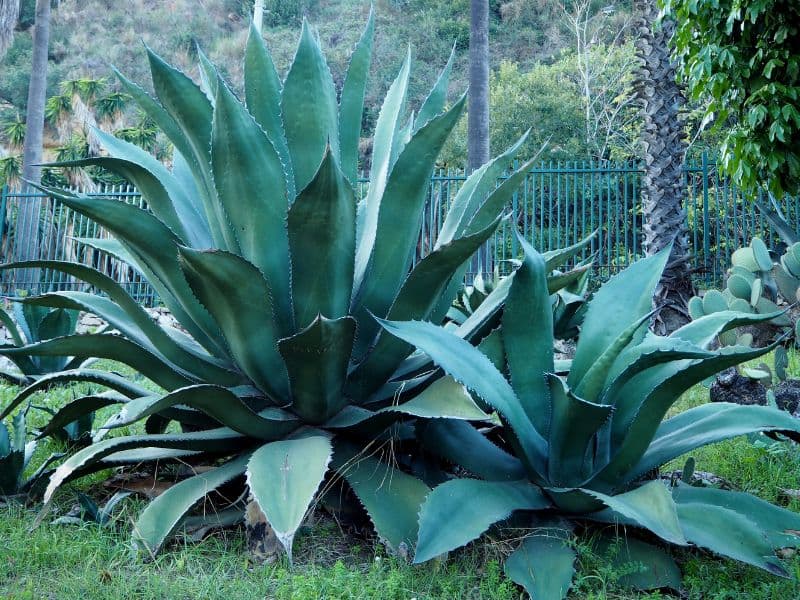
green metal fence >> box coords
[2,155,798,306]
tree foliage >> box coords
[665,0,800,197]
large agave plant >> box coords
[382,238,800,598]
[0,16,573,558]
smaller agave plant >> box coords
[688,237,797,346]
[0,410,63,497]
[381,238,800,598]
[0,299,80,385]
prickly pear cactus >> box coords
[689,237,795,347]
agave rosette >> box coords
[0,16,591,558]
[382,238,800,597]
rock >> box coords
[775,380,800,414]
[710,367,767,406]
[245,498,280,564]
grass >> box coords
[3,356,800,598]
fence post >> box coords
[701,152,710,282]
[0,185,7,247]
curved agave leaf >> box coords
[332,441,429,554]
[178,248,290,403]
[416,419,526,481]
[101,385,299,440]
[0,369,149,421]
[247,436,332,563]
[502,236,553,435]
[133,453,250,556]
[353,94,467,355]
[1,334,194,391]
[287,149,356,328]
[212,76,293,333]
[414,43,454,132]
[43,427,247,505]
[569,246,670,387]
[676,501,788,576]
[378,318,547,478]
[415,478,549,563]
[593,533,681,592]
[244,24,294,201]
[628,402,800,481]
[0,306,24,346]
[282,20,339,191]
[196,47,219,101]
[670,309,786,348]
[338,9,374,184]
[353,48,411,290]
[504,528,576,600]
[581,481,686,546]
[347,217,502,400]
[278,316,355,424]
[35,392,126,441]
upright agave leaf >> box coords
[2,16,540,558]
[384,238,800,595]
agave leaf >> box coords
[347,216,502,400]
[414,43,455,131]
[504,528,576,600]
[0,306,23,346]
[353,48,411,290]
[600,342,778,485]
[145,49,230,249]
[37,186,227,357]
[629,403,800,481]
[502,236,553,435]
[211,78,294,332]
[43,427,247,505]
[378,318,547,478]
[416,419,526,481]
[178,248,290,403]
[133,453,250,555]
[101,385,299,440]
[278,316,356,424]
[583,481,686,545]
[382,376,490,420]
[333,441,429,554]
[415,478,549,563]
[244,24,294,201]
[0,369,149,420]
[1,334,193,390]
[36,393,126,441]
[672,484,800,549]
[670,309,786,348]
[593,533,682,591]
[676,501,788,576]
[338,9,374,183]
[547,375,612,487]
[569,247,671,387]
[287,149,356,328]
[353,94,467,351]
[542,234,597,271]
[282,20,339,191]
[247,436,333,563]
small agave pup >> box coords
[381,238,800,598]
[0,15,583,559]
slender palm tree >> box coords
[633,0,692,333]
[16,0,51,293]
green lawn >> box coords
[3,356,800,599]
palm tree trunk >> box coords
[16,0,50,293]
[0,0,20,61]
[468,0,490,275]
[634,0,693,333]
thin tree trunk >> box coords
[253,0,264,33]
[467,0,489,173]
[634,0,693,333]
[0,0,20,60]
[468,0,490,276]
[15,0,50,293]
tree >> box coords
[0,0,19,60]
[15,0,50,292]
[665,0,800,199]
[633,0,692,333]
[467,0,489,173]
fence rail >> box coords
[2,154,799,306]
